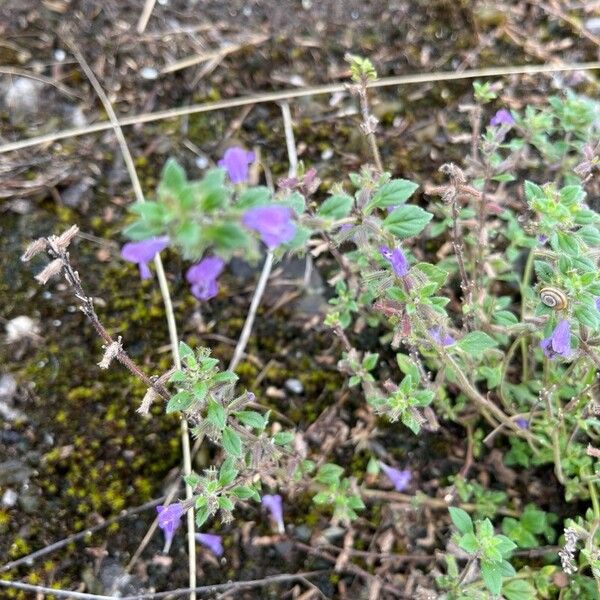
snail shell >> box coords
[540,287,568,310]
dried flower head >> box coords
[98,339,122,369]
[137,386,160,415]
[35,258,64,285]
[21,238,47,262]
[54,225,79,251]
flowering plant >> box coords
[22,55,600,598]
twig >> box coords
[136,0,157,34]
[361,488,519,517]
[294,542,406,598]
[64,37,197,600]
[0,571,327,600]
[0,66,82,99]
[2,61,600,155]
[0,494,176,574]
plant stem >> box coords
[66,39,196,598]
[520,247,536,381]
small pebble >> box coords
[5,316,39,343]
[321,148,333,161]
[0,374,17,401]
[140,67,158,80]
[2,488,17,508]
[53,48,66,62]
[585,17,600,35]
[285,378,304,395]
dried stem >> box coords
[64,37,197,598]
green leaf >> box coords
[367,179,419,211]
[396,354,421,383]
[555,231,580,256]
[166,390,194,413]
[236,186,271,209]
[184,472,200,488]
[235,410,267,430]
[534,260,554,283]
[281,191,306,215]
[503,579,536,600]
[273,431,294,446]
[218,496,234,511]
[192,382,208,401]
[481,562,503,596]
[449,507,474,534]
[222,427,243,457]
[317,194,353,219]
[575,304,600,329]
[123,220,164,240]
[315,463,344,487]
[175,220,202,249]
[578,224,600,246]
[205,222,249,251]
[524,180,545,204]
[401,410,421,434]
[207,399,226,430]
[495,534,517,555]
[168,370,187,383]
[458,532,479,553]
[457,331,498,356]
[231,486,259,501]
[160,158,186,194]
[179,341,194,360]
[218,458,238,486]
[494,310,518,326]
[195,504,210,528]
[362,353,379,371]
[383,204,433,239]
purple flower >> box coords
[121,236,169,280]
[380,245,409,277]
[538,234,548,245]
[429,326,455,347]
[186,256,225,301]
[261,494,284,533]
[596,297,600,311]
[540,319,572,360]
[195,533,223,557]
[157,502,184,550]
[380,462,412,492]
[515,417,529,429]
[242,206,296,249]
[218,147,255,184]
[490,109,515,127]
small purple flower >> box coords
[218,147,255,184]
[595,297,600,312]
[121,236,169,280]
[538,234,548,245]
[195,533,223,557]
[380,462,412,492]
[157,502,184,550]
[540,319,572,360]
[515,417,529,429]
[429,326,456,347]
[490,109,515,127]
[261,494,284,533]
[186,256,225,301]
[242,205,296,249]
[380,245,409,277]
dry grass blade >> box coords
[1,61,599,155]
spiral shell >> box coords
[540,287,568,310]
